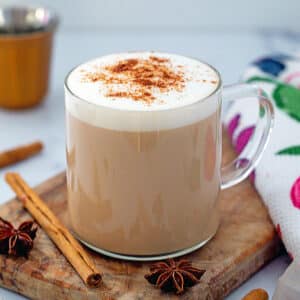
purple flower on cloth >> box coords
[235,126,255,154]
[235,158,256,184]
[227,114,255,153]
[249,169,256,184]
[227,115,256,184]
[227,114,241,140]
[290,177,300,209]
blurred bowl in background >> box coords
[0,5,59,109]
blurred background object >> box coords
[2,0,299,32]
[0,5,58,109]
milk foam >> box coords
[67,52,219,111]
[65,52,221,131]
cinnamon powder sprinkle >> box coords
[81,56,186,104]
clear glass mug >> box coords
[65,56,274,261]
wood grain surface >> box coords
[0,134,282,299]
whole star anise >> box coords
[0,217,37,257]
[144,259,205,295]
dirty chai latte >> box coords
[65,52,221,256]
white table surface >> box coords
[0,29,299,299]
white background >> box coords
[0,0,300,299]
[2,0,300,31]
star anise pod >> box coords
[0,217,37,257]
[144,259,205,295]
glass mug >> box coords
[65,53,274,261]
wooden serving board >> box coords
[0,134,282,300]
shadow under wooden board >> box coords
[0,133,282,300]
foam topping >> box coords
[66,52,219,111]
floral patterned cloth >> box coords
[225,54,300,261]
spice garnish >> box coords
[81,55,186,104]
[242,288,269,300]
[0,217,37,257]
[0,141,43,169]
[144,259,205,295]
[5,172,102,288]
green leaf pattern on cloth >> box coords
[277,146,300,155]
[247,76,276,84]
[227,54,300,260]
[247,76,300,122]
[273,85,300,122]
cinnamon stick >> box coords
[5,172,102,288]
[0,141,43,168]
[242,288,269,300]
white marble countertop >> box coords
[0,29,299,299]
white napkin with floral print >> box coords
[225,53,300,263]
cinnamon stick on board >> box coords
[0,141,43,168]
[5,172,102,288]
[242,288,269,300]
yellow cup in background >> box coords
[0,6,58,109]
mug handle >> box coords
[221,83,274,190]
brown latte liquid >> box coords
[66,109,221,255]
